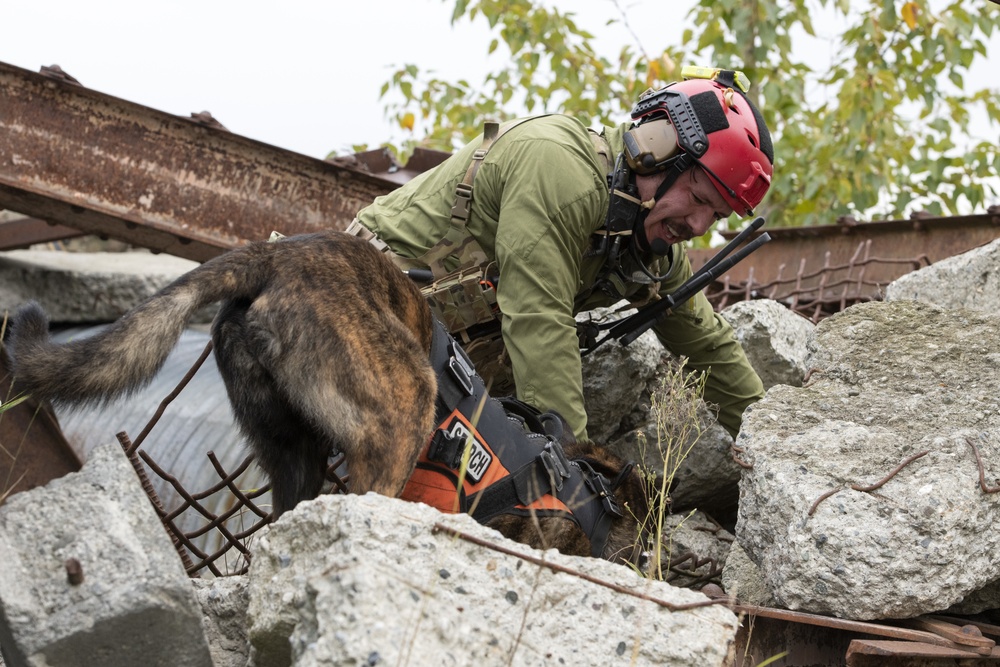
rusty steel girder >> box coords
[0,61,398,262]
[0,348,82,502]
[694,212,1000,302]
[0,216,85,249]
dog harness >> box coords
[399,320,626,558]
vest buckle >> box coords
[447,341,476,397]
[539,440,571,492]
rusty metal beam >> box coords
[0,60,400,262]
[693,212,1000,296]
[0,349,82,503]
[847,640,1000,665]
[0,216,85,250]
[703,587,1000,665]
[330,146,450,186]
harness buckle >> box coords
[427,428,465,469]
[451,183,473,222]
[575,460,624,519]
[591,472,624,518]
[539,440,571,492]
[447,341,476,397]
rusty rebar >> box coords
[802,368,825,386]
[666,552,724,586]
[967,438,1000,494]
[808,451,930,518]
[808,487,843,516]
[730,444,754,469]
[65,558,84,585]
[136,447,270,577]
[325,451,351,494]
[850,451,929,492]
[431,522,723,612]
[704,251,933,323]
[111,336,278,576]
[128,340,214,454]
[117,430,196,572]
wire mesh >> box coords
[705,240,930,322]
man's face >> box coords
[635,166,734,247]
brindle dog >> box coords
[6,231,648,566]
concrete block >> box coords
[247,493,738,667]
[0,249,215,324]
[0,443,212,666]
[193,576,250,667]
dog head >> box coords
[563,440,652,573]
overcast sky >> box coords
[3,0,693,159]
[2,0,996,163]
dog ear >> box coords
[610,461,636,492]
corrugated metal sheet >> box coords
[52,326,267,558]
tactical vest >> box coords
[348,119,614,341]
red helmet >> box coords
[626,75,774,216]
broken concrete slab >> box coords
[720,542,777,608]
[610,390,738,522]
[0,249,215,324]
[0,443,212,667]
[247,492,738,667]
[654,510,734,589]
[886,237,1000,314]
[193,576,250,667]
[721,298,814,389]
[587,299,812,524]
[733,301,1000,620]
[581,309,664,444]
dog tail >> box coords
[6,240,278,407]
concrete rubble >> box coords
[246,493,738,667]
[0,448,739,666]
[731,300,1000,619]
[723,242,1000,619]
[655,510,735,589]
[3,238,1000,662]
[0,443,213,667]
[0,249,215,324]
[192,576,251,667]
[720,298,814,389]
[885,237,1000,314]
[587,299,813,522]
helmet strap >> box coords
[652,153,692,201]
[590,154,684,298]
[629,217,676,283]
[621,154,688,282]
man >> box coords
[349,69,773,442]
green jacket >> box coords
[357,114,763,440]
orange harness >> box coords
[399,321,624,557]
[400,408,573,517]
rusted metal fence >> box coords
[703,239,931,322]
[104,340,349,577]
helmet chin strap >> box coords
[632,210,670,256]
[627,155,691,282]
[629,215,676,283]
[589,153,689,298]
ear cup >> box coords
[623,117,681,175]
